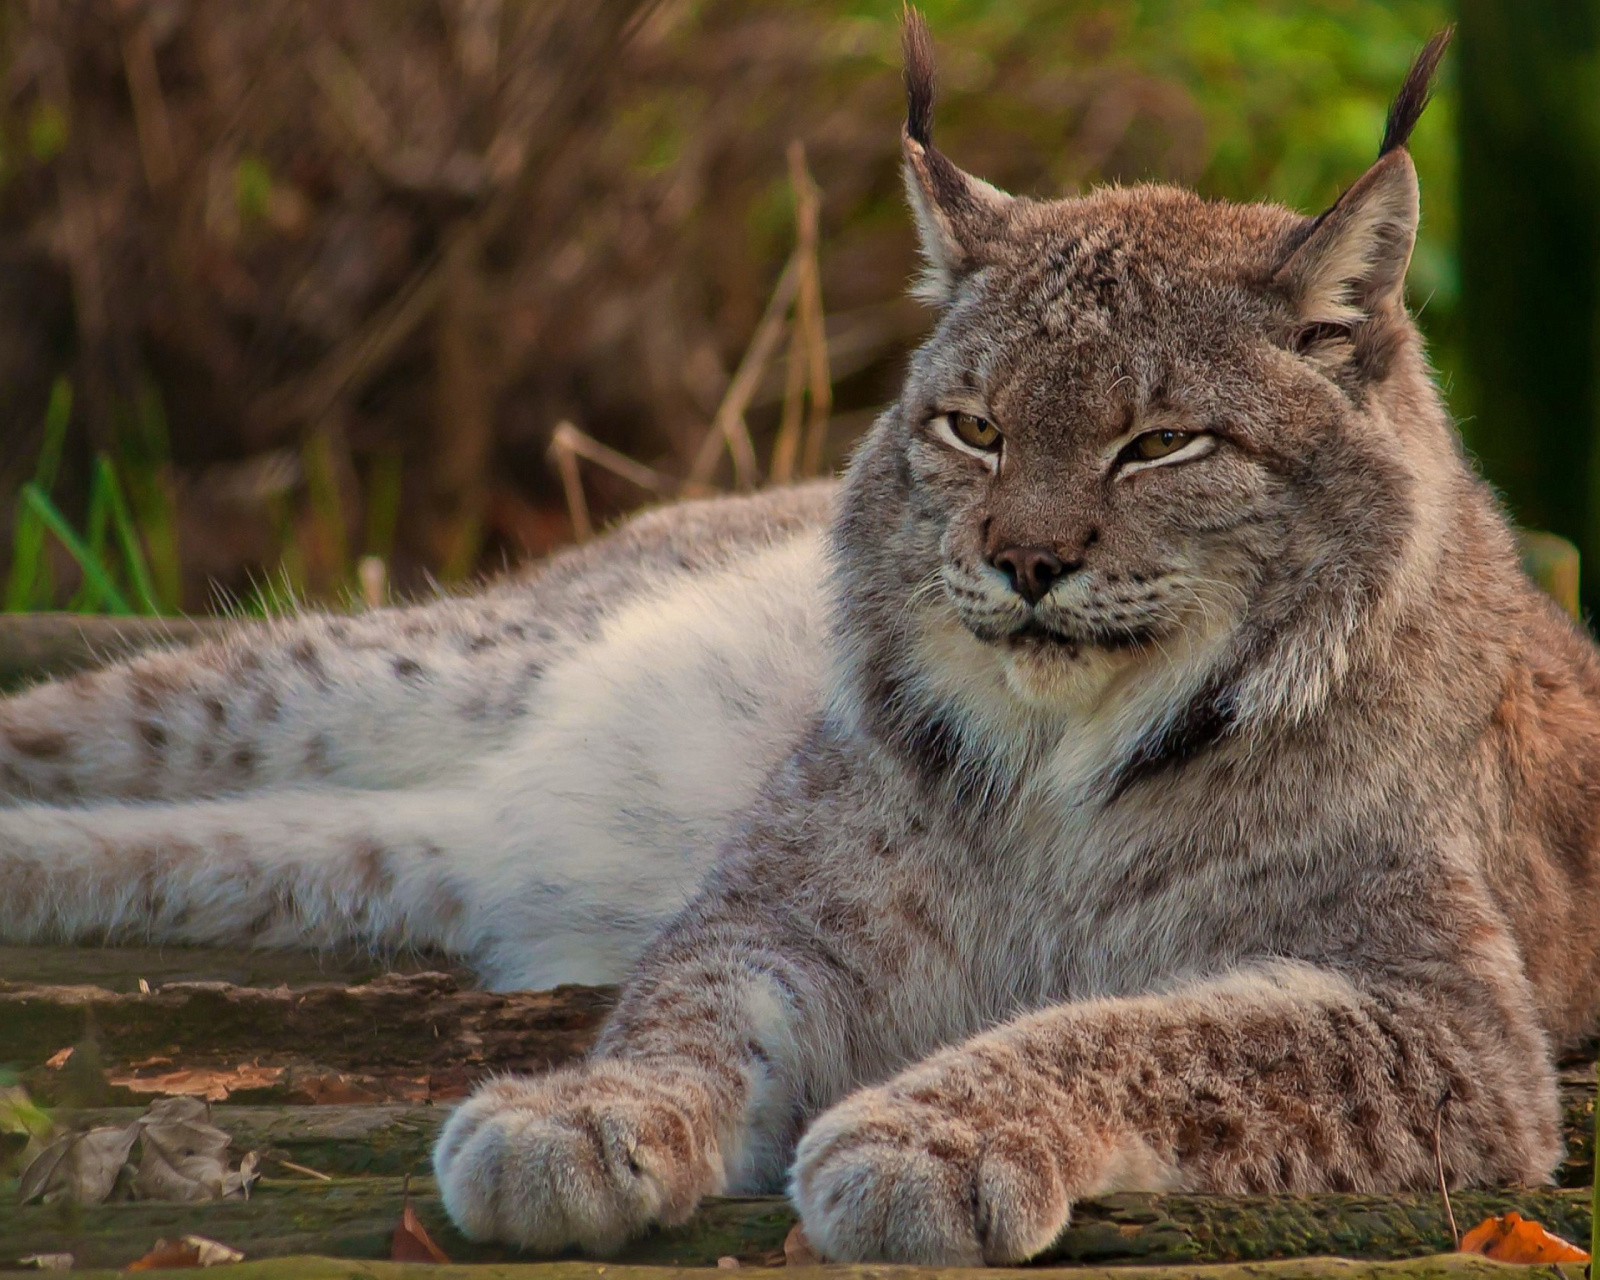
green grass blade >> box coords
[129,382,181,610]
[362,448,403,564]
[86,456,113,559]
[4,508,46,611]
[33,377,72,490]
[303,428,350,592]
[67,456,116,613]
[98,463,162,615]
[20,484,131,615]
[4,378,74,611]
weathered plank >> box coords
[61,1105,446,1179]
[0,945,466,994]
[0,614,233,692]
[4,1179,1595,1270]
[41,1260,1600,1280]
[4,973,615,1105]
[52,1093,1600,1192]
[1518,530,1583,618]
[9,977,1597,1184]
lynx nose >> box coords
[990,545,1067,605]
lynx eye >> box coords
[1131,429,1193,461]
[947,412,1001,452]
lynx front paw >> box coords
[434,1063,726,1254]
[790,1086,1073,1265]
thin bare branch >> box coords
[789,141,833,477]
[771,141,825,486]
[548,423,593,542]
[1434,1091,1459,1250]
[689,255,800,489]
[120,17,176,190]
[551,422,674,495]
[770,313,807,485]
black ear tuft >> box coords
[1379,27,1453,157]
[902,5,936,148]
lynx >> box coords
[3,14,1598,1265]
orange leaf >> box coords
[128,1239,202,1271]
[126,1234,243,1270]
[392,1201,452,1264]
[783,1223,819,1267]
[1459,1211,1590,1263]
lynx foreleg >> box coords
[790,961,1561,1266]
[434,909,874,1253]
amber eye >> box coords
[948,412,1001,452]
[1131,429,1193,461]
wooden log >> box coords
[1556,1064,1595,1188]
[0,614,233,691]
[52,1092,1600,1193]
[4,1180,1595,1270]
[61,1105,447,1179]
[0,945,467,994]
[1,972,615,1078]
[1519,531,1582,618]
[9,974,1597,1184]
[41,1259,1600,1280]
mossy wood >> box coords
[0,945,469,993]
[1517,530,1582,618]
[40,1085,1600,1189]
[4,1180,1596,1270]
[7,967,1597,1187]
[0,614,233,692]
[1,973,616,1106]
[40,1259,1600,1280]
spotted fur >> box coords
[434,20,1599,1265]
[3,18,1596,1268]
[0,486,833,988]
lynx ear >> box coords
[1275,28,1449,342]
[902,8,1013,306]
[1276,149,1419,330]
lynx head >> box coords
[829,14,1460,798]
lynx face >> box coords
[900,192,1311,699]
[832,22,1441,758]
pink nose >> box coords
[989,545,1068,604]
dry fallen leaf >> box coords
[716,1257,741,1270]
[1459,1211,1590,1263]
[18,1124,139,1206]
[43,1048,74,1070]
[126,1235,244,1270]
[783,1223,819,1267]
[18,1254,73,1271]
[133,1097,234,1203]
[224,1150,261,1200]
[391,1201,452,1263]
[108,1063,285,1102]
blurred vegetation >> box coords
[0,0,1455,614]
[1457,0,1600,610]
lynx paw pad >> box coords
[435,1065,723,1253]
[790,1088,1072,1265]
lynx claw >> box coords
[790,1087,1071,1266]
[435,1066,724,1254]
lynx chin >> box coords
[1,14,1595,1266]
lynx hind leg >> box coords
[0,598,560,806]
[0,781,492,959]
